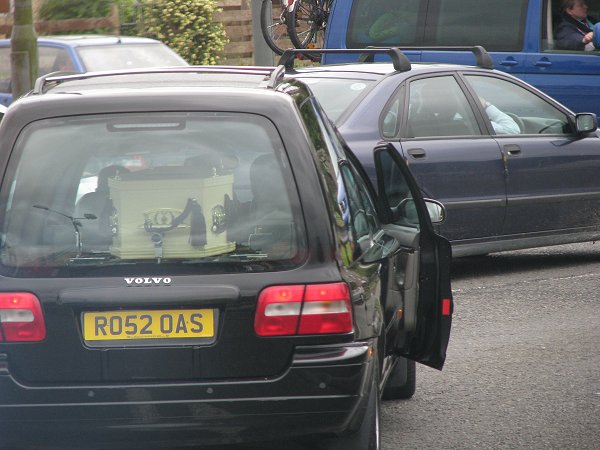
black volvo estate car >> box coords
[0,67,452,449]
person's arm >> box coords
[484,103,520,135]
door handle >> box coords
[499,58,518,67]
[534,58,552,68]
[406,148,426,159]
[503,144,521,156]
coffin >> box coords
[108,167,235,259]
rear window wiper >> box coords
[33,204,98,257]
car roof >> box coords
[0,35,167,48]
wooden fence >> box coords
[0,1,256,65]
[215,0,254,65]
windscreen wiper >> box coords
[32,204,97,257]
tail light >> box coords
[254,283,352,336]
[0,293,46,342]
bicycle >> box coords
[260,0,294,55]
[287,0,333,57]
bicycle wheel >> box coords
[288,0,328,53]
[260,0,293,55]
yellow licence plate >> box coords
[83,309,215,341]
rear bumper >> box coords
[0,343,374,449]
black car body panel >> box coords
[0,67,452,448]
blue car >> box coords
[321,0,600,118]
[0,35,188,105]
[284,47,600,257]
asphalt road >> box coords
[381,243,600,450]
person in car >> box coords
[555,0,598,50]
[480,97,521,134]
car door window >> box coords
[349,0,422,45]
[347,0,526,51]
[338,163,380,257]
[547,0,600,51]
[39,47,75,75]
[0,47,10,93]
[434,0,526,50]
[406,75,481,138]
[375,150,420,228]
[465,75,572,135]
[381,87,405,138]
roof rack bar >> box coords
[279,46,493,71]
[383,46,494,69]
[32,70,78,95]
[278,48,412,72]
[33,66,283,95]
[267,65,286,89]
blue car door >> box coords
[524,52,600,117]
[393,74,506,243]
[463,73,600,236]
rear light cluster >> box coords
[0,293,46,342]
[254,282,353,336]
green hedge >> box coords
[141,0,228,65]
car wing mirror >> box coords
[393,198,446,225]
[425,199,446,224]
[574,112,597,134]
[358,232,401,265]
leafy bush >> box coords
[141,0,228,65]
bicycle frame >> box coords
[287,0,333,12]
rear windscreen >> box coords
[348,0,527,52]
[76,43,188,71]
[293,76,376,123]
[0,112,305,277]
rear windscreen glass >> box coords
[293,76,376,123]
[0,112,305,277]
[348,0,527,52]
[76,43,188,70]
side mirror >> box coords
[394,198,446,225]
[360,232,400,264]
[575,112,597,134]
[424,199,446,224]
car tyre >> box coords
[321,366,380,450]
[382,357,416,400]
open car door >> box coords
[373,143,453,370]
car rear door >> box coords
[392,73,507,242]
[368,144,453,370]
[0,108,318,385]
